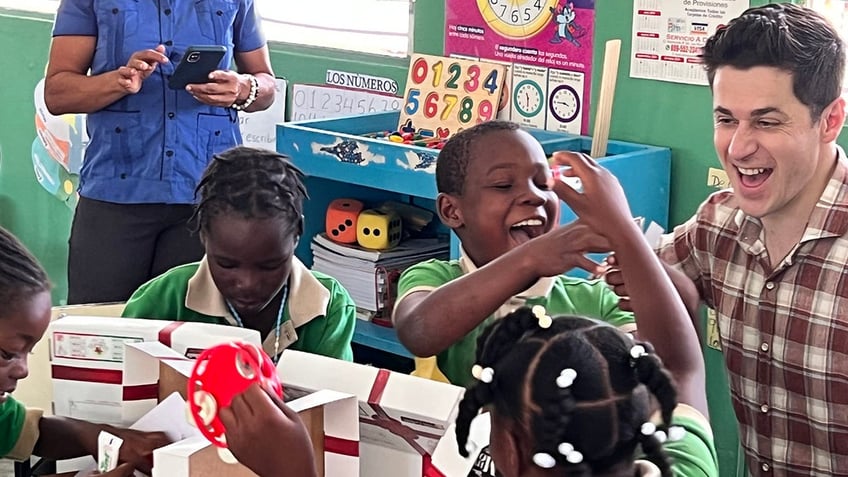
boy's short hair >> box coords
[191,146,308,236]
[701,3,845,119]
[436,121,521,195]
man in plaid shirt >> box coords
[651,4,848,476]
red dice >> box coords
[326,198,364,243]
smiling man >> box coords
[655,4,848,476]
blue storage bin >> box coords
[277,111,671,260]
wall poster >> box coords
[445,0,596,135]
[630,0,749,85]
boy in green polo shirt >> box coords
[123,147,356,362]
[394,121,685,388]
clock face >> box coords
[549,84,580,123]
[477,0,559,39]
[513,80,544,117]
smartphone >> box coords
[167,45,227,90]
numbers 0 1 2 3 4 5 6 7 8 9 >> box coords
[402,55,503,129]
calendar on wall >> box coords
[397,54,506,140]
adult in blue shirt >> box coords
[44,0,276,304]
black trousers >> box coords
[67,197,204,304]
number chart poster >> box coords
[445,0,595,134]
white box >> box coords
[277,350,465,476]
[50,316,260,427]
[431,412,493,476]
[152,390,360,477]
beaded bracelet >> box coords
[231,74,259,111]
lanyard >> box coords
[225,285,288,364]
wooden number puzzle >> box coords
[398,54,506,140]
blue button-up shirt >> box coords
[53,0,266,204]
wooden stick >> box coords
[590,39,622,158]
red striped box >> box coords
[50,316,260,427]
[152,389,360,477]
[277,350,463,476]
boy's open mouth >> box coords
[510,218,546,243]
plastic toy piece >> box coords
[551,166,584,193]
[187,342,283,448]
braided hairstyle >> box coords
[455,307,678,476]
[190,146,308,237]
[436,120,520,195]
[0,226,50,312]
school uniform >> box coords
[394,247,636,387]
[123,256,356,361]
[0,396,42,460]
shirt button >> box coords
[168,112,175,119]
[164,40,173,46]
[164,8,171,14]
[765,282,775,290]
[762,462,770,472]
[761,403,769,413]
[111,7,118,14]
[114,127,121,133]
[761,342,769,352]
[166,150,174,157]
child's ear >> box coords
[493,422,524,477]
[436,192,464,228]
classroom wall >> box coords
[0,3,838,475]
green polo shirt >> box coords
[123,257,356,361]
[396,257,635,387]
[1,396,42,461]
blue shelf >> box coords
[353,319,413,359]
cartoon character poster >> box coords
[445,0,595,135]
[32,78,87,209]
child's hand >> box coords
[548,151,642,247]
[602,254,633,311]
[220,383,318,477]
[104,428,170,475]
[85,462,135,477]
[520,220,612,277]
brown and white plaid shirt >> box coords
[657,153,848,476]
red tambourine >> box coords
[187,341,283,448]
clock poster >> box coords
[445,0,595,135]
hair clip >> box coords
[654,430,668,444]
[557,442,584,464]
[556,368,577,389]
[532,452,557,469]
[630,344,647,360]
[640,422,656,436]
[531,305,553,329]
[668,426,686,442]
[471,364,494,383]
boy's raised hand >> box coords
[105,428,170,474]
[547,151,642,247]
[520,220,612,278]
[219,383,317,477]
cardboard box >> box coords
[277,350,465,476]
[50,316,260,427]
[431,412,493,476]
[152,390,360,477]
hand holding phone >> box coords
[168,45,227,90]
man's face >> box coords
[712,66,836,221]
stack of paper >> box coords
[310,233,449,312]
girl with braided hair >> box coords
[0,226,170,476]
[454,306,718,477]
[122,146,356,362]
